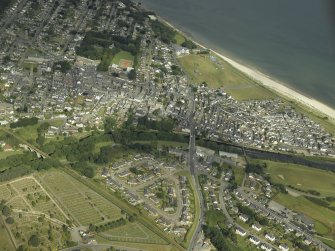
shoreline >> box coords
[154,16,335,122]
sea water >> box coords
[140,0,335,108]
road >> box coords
[187,87,205,251]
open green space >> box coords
[94,141,113,154]
[274,193,335,240]
[319,238,335,249]
[100,222,166,244]
[98,239,177,251]
[14,124,39,142]
[0,176,73,250]
[178,54,275,100]
[0,222,14,251]
[0,150,23,162]
[233,167,245,186]
[265,160,335,196]
[39,170,122,226]
[76,31,139,71]
[111,50,134,65]
[135,140,188,148]
[22,62,38,72]
[174,33,186,45]
[182,173,200,248]
[62,168,180,249]
[236,235,258,251]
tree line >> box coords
[10,117,38,128]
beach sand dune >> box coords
[214,52,335,121]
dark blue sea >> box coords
[140,0,335,108]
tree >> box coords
[181,40,197,49]
[89,223,96,232]
[28,234,40,247]
[2,205,10,216]
[5,217,14,224]
[104,117,117,134]
[36,135,45,146]
[128,69,136,80]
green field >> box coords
[236,235,258,251]
[100,240,176,251]
[14,124,39,142]
[0,150,23,162]
[182,173,200,247]
[0,176,72,250]
[9,177,68,221]
[39,170,122,226]
[135,140,188,148]
[174,33,186,45]
[274,193,335,240]
[112,50,134,65]
[94,141,114,154]
[233,167,245,186]
[100,222,167,244]
[178,54,275,100]
[265,160,335,196]
[0,222,14,251]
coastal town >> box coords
[0,0,334,251]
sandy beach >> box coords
[158,17,335,121]
[214,52,335,121]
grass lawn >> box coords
[0,222,15,251]
[265,160,335,196]
[100,222,167,244]
[39,170,122,226]
[0,176,72,250]
[62,168,179,249]
[22,62,38,72]
[100,239,176,251]
[178,53,275,100]
[94,141,113,154]
[0,149,23,160]
[233,167,245,186]
[318,238,335,249]
[236,235,258,251]
[14,124,39,142]
[134,140,188,148]
[174,33,186,45]
[181,173,200,248]
[205,209,225,227]
[47,118,66,127]
[112,50,134,66]
[274,193,335,240]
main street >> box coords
[187,87,205,251]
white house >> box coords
[249,236,260,245]
[265,233,276,242]
[239,214,249,222]
[304,239,312,245]
[279,244,289,251]
[252,223,262,232]
[235,227,246,237]
[261,243,272,251]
